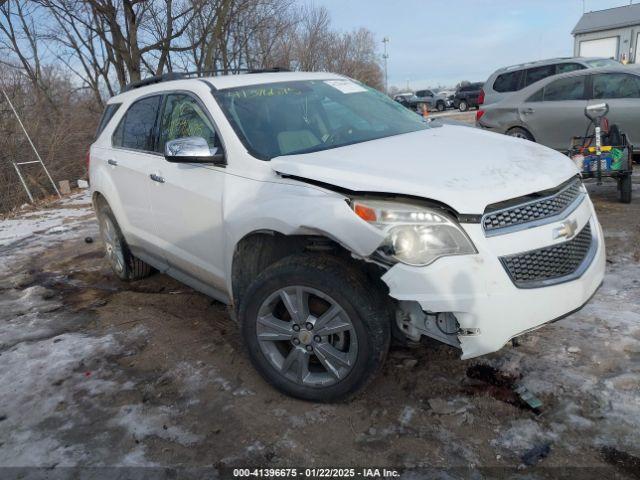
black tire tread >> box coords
[96,201,154,281]
[239,253,391,402]
[507,126,535,142]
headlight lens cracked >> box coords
[352,199,477,266]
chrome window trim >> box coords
[482,179,585,237]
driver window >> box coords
[592,73,640,99]
[158,94,217,153]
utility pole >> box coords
[382,37,389,94]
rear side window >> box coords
[493,71,523,92]
[96,103,121,139]
[592,73,640,99]
[543,76,587,101]
[113,96,162,151]
[524,65,555,87]
[556,63,585,74]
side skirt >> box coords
[130,247,231,305]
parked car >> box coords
[90,71,605,401]
[438,90,456,109]
[482,57,621,106]
[453,82,484,111]
[393,89,448,112]
[477,66,640,152]
[392,92,414,107]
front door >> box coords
[520,75,589,151]
[147,92,227,291]
[590,72,640,147]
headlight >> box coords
[352,199,477,266]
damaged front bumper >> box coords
[381,195,605,359]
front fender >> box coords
[221,176,386,295]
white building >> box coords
[572,3,640,64]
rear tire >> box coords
[506,127,535,142]
[239,254,391,402]
[619,174,632,204]
[458,100,468,112]
[96,201,153,281]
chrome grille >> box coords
[483,179,583,236]
[500,222,594,288]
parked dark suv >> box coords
[453,82,484,111]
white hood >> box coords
[271,125,579,213]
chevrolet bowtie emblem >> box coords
[553,219,579,240]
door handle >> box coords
[149,173,165,183]
[107,159,118,166]
[522,107,535,114]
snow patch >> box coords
[110,404,201,447]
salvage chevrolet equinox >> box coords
[89,71,605,401]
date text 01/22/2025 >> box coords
[232,468,400,478]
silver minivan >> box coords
[481,57,621,106]
[477,66,640,152]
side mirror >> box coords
[164,136,226,166]
[585,102,609,121]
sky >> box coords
[310,0,635,89]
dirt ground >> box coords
[0,178,639,479]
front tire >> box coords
[96,202,153,281]
[239,254,391,402]
[436,101,445,112]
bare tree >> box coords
[0,0,385,212]
[0,1,45,90]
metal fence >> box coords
[0,86,96,215]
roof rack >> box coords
[501,57,574,72]
[122,67,290,92]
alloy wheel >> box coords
[256,286,358,387]
[100,216,125,275]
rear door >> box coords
[109,95,164,256]
[147,92,227,291]
[467,83,483,106]
[589,72,640,146]
[520,74,589,151]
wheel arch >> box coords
[229,230,390,312]
[506,125,536,142]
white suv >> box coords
[89,71,605,401]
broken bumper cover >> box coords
[381,196,605,359]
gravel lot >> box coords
[0,177,639,478]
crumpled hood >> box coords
[271,125,579,213]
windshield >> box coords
[213,79,429,159]
[584,58,620,68]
